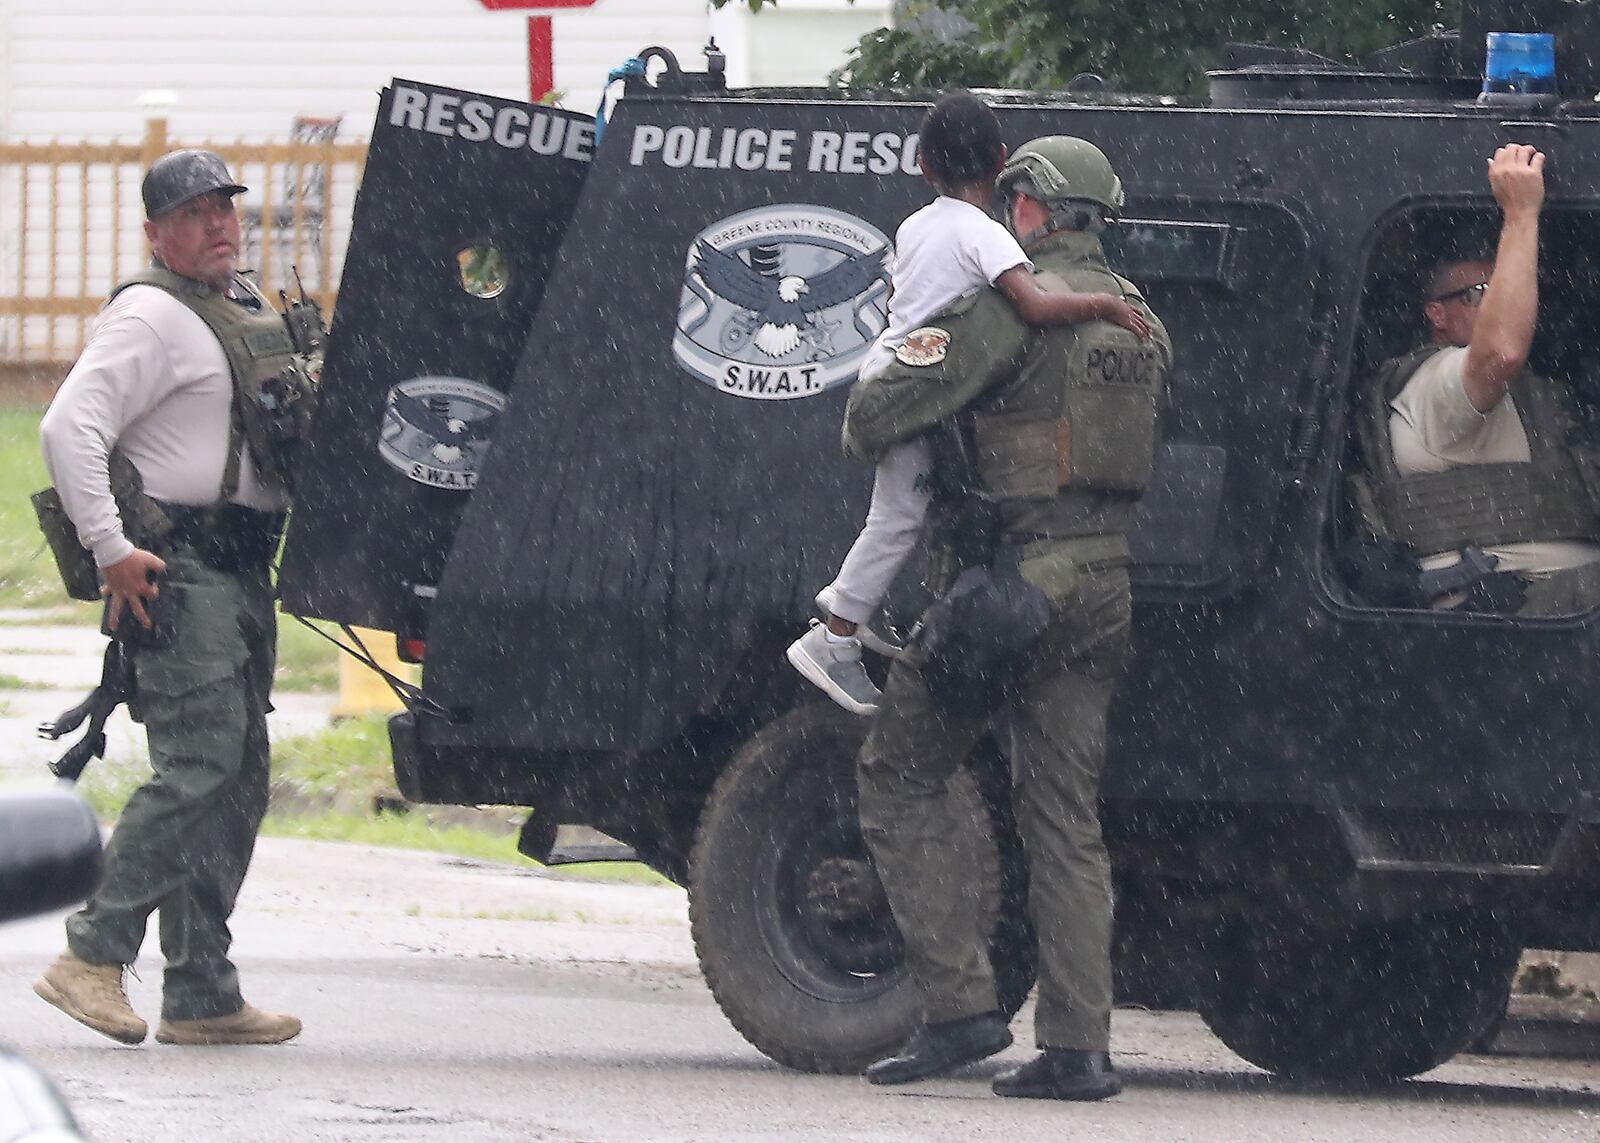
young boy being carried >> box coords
[786,89,1150,715]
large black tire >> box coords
[1196,903,1519,1081]
[688,703,1031,1074]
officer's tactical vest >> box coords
[917,232,1168,545]
[969,253,1167,535]
[111,267,319,502]
[1354,345,1600,554]
[853,231,1171,593]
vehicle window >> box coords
[1104,219,1237,287]
[1333,204,1600,619]
[456,244,508,299]
[1116,199,1315,602]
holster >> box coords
[916,414,1053,717]
[925,414,1001,590]
[916,541,1052,719]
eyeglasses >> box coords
[1431,281,1489,306]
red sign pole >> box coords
[528,16,555,102]
[475,0,601,105]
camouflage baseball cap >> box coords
[141,149,248,219]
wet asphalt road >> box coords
[4,837,1600,1142]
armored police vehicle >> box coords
[281,0,1600,1082]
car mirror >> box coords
[0,791,101,925]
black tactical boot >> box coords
[864,1011,1012,1085]
[992,1048,1122,1101]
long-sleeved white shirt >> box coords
[40,284,287,568]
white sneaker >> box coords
[785,621,882,715]
[814,586,905,660]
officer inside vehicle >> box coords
[843,136,1171,1101]
[1356,143,1600,614]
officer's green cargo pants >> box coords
[859,555,1131,1052]
[65,550,275,1022]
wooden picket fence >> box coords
[0,118,368,365]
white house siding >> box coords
[0,0,719,143]
[0,0,891,142]
[0,0,889,360]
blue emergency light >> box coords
[1483,32,1557,96]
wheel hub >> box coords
[789,851,901,976]
[804,856,889,923]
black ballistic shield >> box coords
[278,80,594,633]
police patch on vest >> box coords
[896,327,950,367]
[378,376,505,491]
[673,205,890,401]
[243,327,294,358]
[1081,343,1163,387]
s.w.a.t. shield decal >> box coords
[673,205,891,400]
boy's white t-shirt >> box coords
[857,195,1031,381]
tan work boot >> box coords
[156,1002,302,1046]
[33,950,147,1045]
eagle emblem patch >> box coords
[896,327,950,367]
[673,205,891,401]
[377,375,506,491]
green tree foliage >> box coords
[710,0,1456,97]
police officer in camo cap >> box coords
[141,149,248,219]
[844,136,1172,1101]
[34,145,315,1048]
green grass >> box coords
[78,715,671,888]
[0,408,64,609]
[0,671,38,690]
[274,613,343,692]
[76,754,151,822]
[260,813,670,887]
[272,713,394,795]
[262,809,530,863]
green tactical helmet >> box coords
[997,136,1125,214]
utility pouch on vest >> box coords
[31,451,173,603]
[915,542,1052,719]
[31,487,100,602]
[973,412,1059,500]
